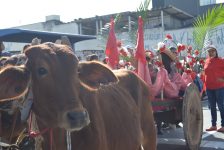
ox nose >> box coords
[66,110,90,130]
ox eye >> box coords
[37,67,48,76]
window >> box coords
[200,0,216,6]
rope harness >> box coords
[27,112,72,150]
[0,100,34,150]
[0,87,34,150]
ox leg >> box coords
[141,102,157,150]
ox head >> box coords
[23,43,90,131]
[0,43,90,131]
[0,65,30,101]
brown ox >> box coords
[0,43,156,150]
[78,61,157,150]
[0,56,30,146]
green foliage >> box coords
[114,14,122,24]
[129,0,151,45]
[137,0,151,22]
[193,4,224,55]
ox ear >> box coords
[78,61,118,88]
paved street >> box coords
[157,99,224,150]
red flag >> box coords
[135,17,151,84]
[105,18,119,69]
[135,16,146,65]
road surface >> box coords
[157,99,224,150]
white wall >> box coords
[51,22,78,34]
[144,25,224,57]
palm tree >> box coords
[193,4,224,56]
[129,0,151,45]
[137,0,151,22]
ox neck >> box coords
[29,112,68,150]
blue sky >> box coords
[0,0,223,29]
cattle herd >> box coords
[0,42,157,150]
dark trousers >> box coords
[206,88,224,127]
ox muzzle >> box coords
[64,109,90,131]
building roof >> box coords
[0,28,96,44]
[72,5,193,34]
[150,5,194,20]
